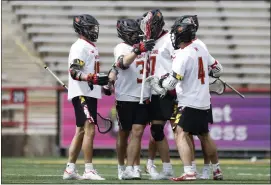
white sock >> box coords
[66,163,75,171]
[184,165,194,174]
[147,159,154,167]
[212,163,221,172]
[118,164,125,170]
[85,163,94,172]
[126,165,133,171]
[191,160,197,173]
[134,165,141,171]
[162,162,173,171]
[202,164,210,173]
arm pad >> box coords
[115,55,129,70]
[69,59,87,81]
[209,60,223,78]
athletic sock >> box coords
[191,160,197,173]
[66,163,75,171]
[202,164,210,173]
[85,163,94,172]
[126,166,133,171]
[162,162,173,172]
[134,165,141,171]
[147,159,154,167]
[212,163,221,172]
[184,165,194,174]
[118,164,125,171]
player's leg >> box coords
[148,95,174,179]
[115,101,133,180]
[145,135,158,176]
[63,96,86,180]
[133,152,141,174]
[78,97,104,180]
[198,104,215,180]
[116,129,129,179]
[197,134,223,180]
[122,102,149,180]
[188,134,198,175]
[199,138,211,179]
[171,107,208,181]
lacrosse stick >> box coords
[13,35,113,134]
[219,78,245,99]
[209,78,226,95]
[139,11,153,104]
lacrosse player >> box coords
[63,14,108,180]
[110,18,155,180]
[183,15,223,180]
[139,9,175,180]
[147,16,223,181]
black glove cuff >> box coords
[132,47,141,55]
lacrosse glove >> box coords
[87,73,109,90]
[132,39,155,55]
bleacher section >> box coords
[6,0,270,89]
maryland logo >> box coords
[75,59,85,66]
[173,71,183,80]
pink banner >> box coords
[60,92,270,151]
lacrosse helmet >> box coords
[73,14,99,42]
[170,16,197,49]
[116,19,143,46]
[142,9,165,40]
[177,15,199,32]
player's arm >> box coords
[147,53,186,95]
[114,40,155,69]
[102,66,118,96]
[69,58,108,86]
[208,53,223,78]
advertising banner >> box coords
[59,93,270,151]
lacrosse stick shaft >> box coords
[139,52,149,104]
[44,66,68,89]
[220,78,245,99]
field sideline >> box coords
[2,157,270,184]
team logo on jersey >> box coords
[74,59,85,67]
[173,71,183,80]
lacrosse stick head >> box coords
[140,11,153,41]
[209,78,226,95]
[141,9,164,40]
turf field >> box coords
[2,157,270,184]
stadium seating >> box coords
[6,0,269,89]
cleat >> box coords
[146,165,160,179]
[155,169,174,180]
[170,172,196,181]
[63,169,83,180]
[213,169,223,180]
[121,168,139,180]
[118,167,125,180]
[82,169,105,180]
[133,168,141,180]
[200,169,210,179]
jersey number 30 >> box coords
[198,57,205,84]
[136,56,156,83]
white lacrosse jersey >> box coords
[68,38,101,101]
[193,38,218,68]
[150,31,175,95]
[173,41,213,110]
[114,43,151,102]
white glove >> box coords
[146,76,167,97]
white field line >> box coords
[3,173,150,177]
[226,166,270,170]
[237,173,270,176]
